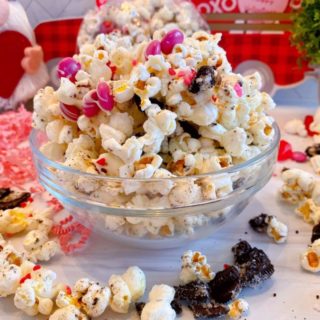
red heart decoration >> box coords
[0,30,31,99]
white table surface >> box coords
[1,106,320,320]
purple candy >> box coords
[57,57,81,82]
[83,90,100,118]
[291,151,308,163]
[160,29,184,55]
[145,40,161,59]
[96,81,114,112]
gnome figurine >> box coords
[0,0,49,111]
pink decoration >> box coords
[291,151,308,163]
[178,69,196,86]
[57,57,81,82]
[145,40,161,59]
[96,0,107,9]
[238,0,289,13]
[83,90,100,118]
[160,29,184,55]
[21,45,44,75]
[277,139,292,162]
[234,83,243,97]
[0,31,32,99]
[60,103,81,122]
[0,106,39,188]
[0,0,9,26]
[96,81,114,112]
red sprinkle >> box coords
[20,273,31,284]
[5,233,13,238]
[33,265,41,271]
[223,264,231,269]
[28,197,33,203]
[132,59,138,66]
[65,285,72,295]
[304,115,317,136]
[212,95,217,102]
[107,61,117,75]
[96,158,106,166]
[277,140,293,161]
[291,151,308,163]
[28,214,33,217]
[168,68,176,76]
[20,202,27,208]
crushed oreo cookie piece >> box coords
[0,188,11,200]
[188,66,217,94]
[179,121,200,139]
[209,266,241,303]
[311,223,320,243]
[171,300,183,315]
[135,302,145,317]
[188,301,229,319]
[249,213,270,233]
[175,280,210,303]
[0,191,31,210]
[305,144,320,158]
[150,98,165,109]
[232,240,274,288]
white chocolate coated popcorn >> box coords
[228,299,249,319]
[301,239,320,273]
[180,250,214,284]
[266,216,288,244]
[284,119,308,137]
[121,266,146,301]
[108,275,132,313]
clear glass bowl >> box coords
[30,124,280,249]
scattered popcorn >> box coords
[180,250,214,284]
[311,155,320,175]
[284,119,308,137]
[295,199,320,225]
[301,239,320,273]
[228,299,249,319]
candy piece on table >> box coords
[228,299,249,320]
[160,29,184,54]
[284,119,308,137]
[209,266,241,303]
[141,284,176,320]
[277,140,292,161]
[174,280,210,304]
[311,155,320,174]
[306,143,320,157]
[57,57,81,82]
[179,250,214,284]
[232,240,274,287]
[301,239,320,273]
[291,151,307,163]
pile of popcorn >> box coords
[33,25,276,238]
[77,0,209,47]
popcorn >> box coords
[121,266,146,302]
[0,207,29,234]
[266,216,288,244]
[108,275,132,313]
[141,284,176,320]
[301,239,320,272]
[180,250,214,284]
[295,199,320,225]
[228,299,249,319]
[168,181,202,207]
[49,305,88,320]
[311,155,320,175]
[284,119,308,137]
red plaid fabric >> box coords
[34,19,82,62]
[219,32,309,85]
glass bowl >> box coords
[30,123,280,249]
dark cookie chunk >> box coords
[179,121,200,139]
[0,191,31,210]
[171,300,183,315]
[189,66,217,94]
[311,223,320,243]
[188,302,229,319]
[150,98,165,109]
[0,188,11,200]
[135,302,145,317]
[249,214,270,233]
[232,240,274,288]
[175,280,210,303]
[305,144,320,157]
[209,266,241,303]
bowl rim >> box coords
[29,121,280,182]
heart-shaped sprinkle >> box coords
[277,140,293,161]
[304,115,317,136]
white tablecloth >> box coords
[1,106,320,320]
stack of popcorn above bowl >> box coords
[30,0,280,248]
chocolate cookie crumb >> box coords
[179,121,200,139]
[135,302,145,317]
[316,295,319,300]
[305,144,320,158]
[273,293,277,297]
[188,302,229,319]
[188,66,217,94]
[171,300,183,315]
[209,266,241,303]
[295,230,299,234]
[0,191,31,210]
[175,280,211,303]
[0,188,11,200]
[232,240,274,288]
[249,213,269,233]
[311,223,320,243]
